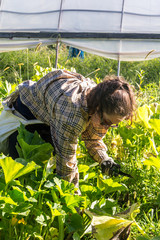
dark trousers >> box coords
[8,96,53,159]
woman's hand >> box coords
[101,158,121,176]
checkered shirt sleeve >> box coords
[82,112,110,164]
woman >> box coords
[0,69,136,188]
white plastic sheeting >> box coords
[0,0,160,61]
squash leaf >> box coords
[16,124,54,165]
[85,210,132,240]
[149,119,160,135]
[0,157,40,185]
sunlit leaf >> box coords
[35,213,48,226]
[90,198,117,216]
[136,105,151,128]
[149,119,160,135]
[84,172,96,181]
[78,164,90,173]
[157,104,160,114]
[26,185,37,197]
[149,137,158,155]
[9,186,28,202]
[0,196,17,205]
[80,184,96,192]
[64,195,82,207]
[86,210,132,240]
[46,201,60,224]
[53,177,76,195]
[49,227,59,239]
[149,103,160,114]
[33,233,44,240]
[0,157,41,184]
[3,202,32,216]
[143,155,160,169]
[97,175,128,194]
[114,203,140,220]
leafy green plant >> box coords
[0,125,86,240]
[0,61,160,239]
[16,124,54,165]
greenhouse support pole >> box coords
[55,40,59,69]
[117,0,124,77]
[55,0,63,69]
[117,59,121,76]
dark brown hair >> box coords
[87,75,136,120]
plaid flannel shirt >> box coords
[16,70,110,187]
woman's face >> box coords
[100,112,125,128]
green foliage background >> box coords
[0,44,160,88]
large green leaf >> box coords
[86,210,132,240]
[16,124,54,165]
[90,198,117,216]
[66,214,83,233]
[149,119,160,135]
[136,105,151,129]
[114,203,140,220]
[17,123,44,145]
[64,195,82,208]
[0,196,17,205]
[143,155,160,169]
[3,202,32,216]
[17,139,54,164]
[53,177,77,195]
[9,186,28,203]
[0,157,41,184]
[97,175,128,194]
